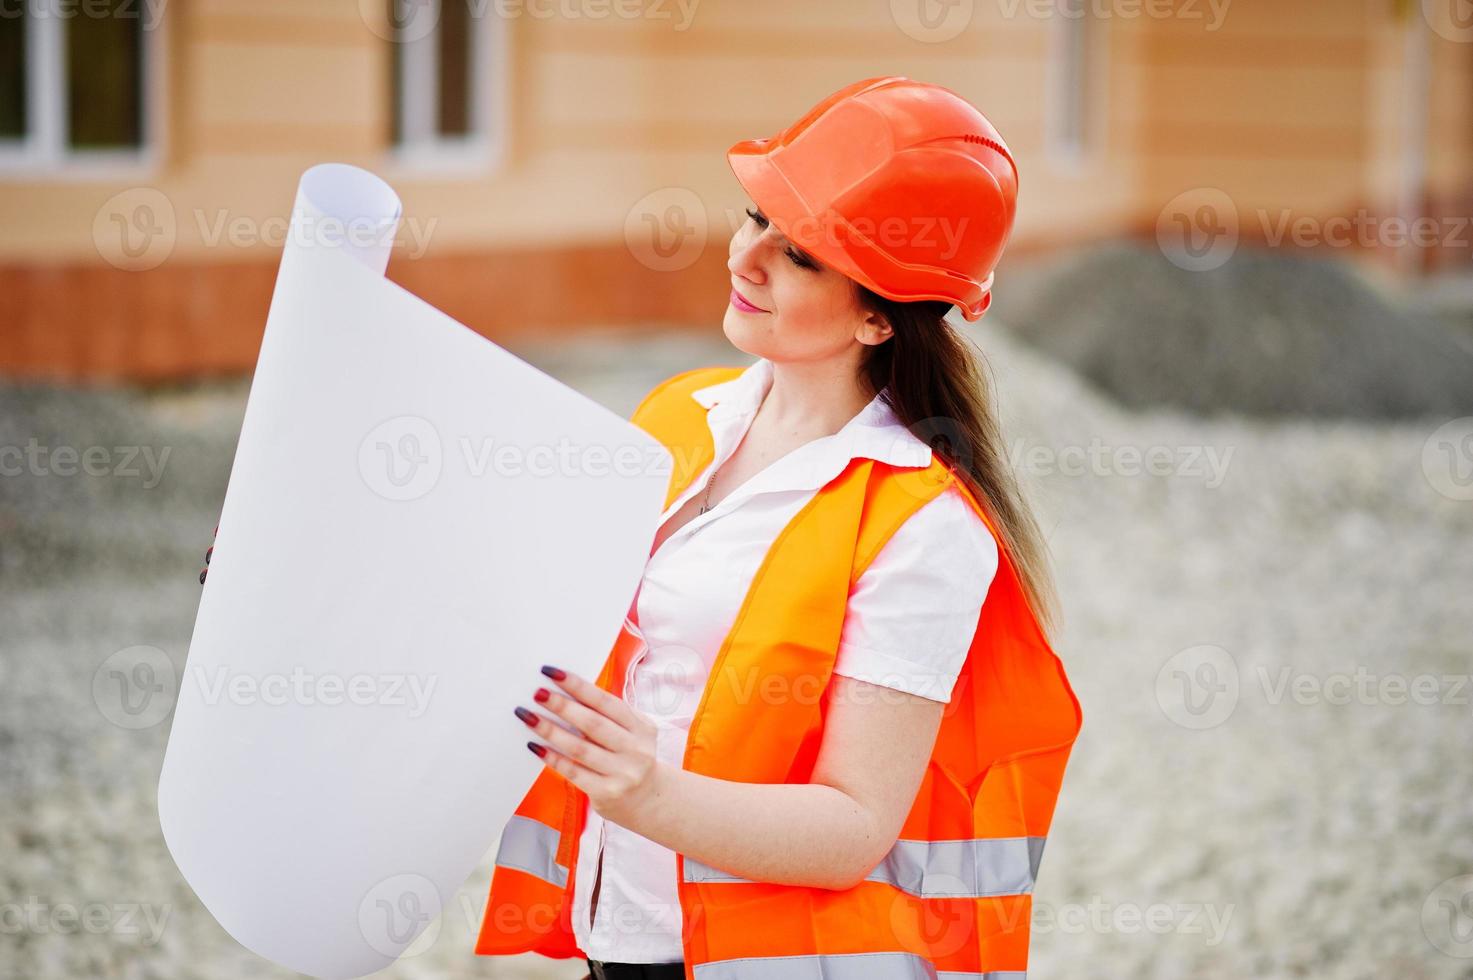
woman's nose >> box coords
[727,235,768,285]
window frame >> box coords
[384,0,508,177]
[1044,7,1106,174]
[0,0,167,181]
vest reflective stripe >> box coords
[683,836,1046,900]
[493,815,568,889]
[691,951,1026,979]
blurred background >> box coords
[3,0,1473,978]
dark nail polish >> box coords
[514,705,538,727]
[205,546,212,565]
[199,569,207,584]
[527,741,546,758]
[533,687,550,703]
[540,665,566,681]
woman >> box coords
[477,76,1082,980]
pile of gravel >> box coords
[993,241,1473,421]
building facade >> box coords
[1,0,1469,381]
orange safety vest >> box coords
[475,366,1083,979]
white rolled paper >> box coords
[158,163,671,979]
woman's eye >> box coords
[745,207,813,269]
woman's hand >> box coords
[515,665,666,828]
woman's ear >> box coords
[855,308,894,347]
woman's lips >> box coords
[730,288,767,314]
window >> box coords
[0,0,162,175]
[388,0,504,171]
[1045,6,1102,169]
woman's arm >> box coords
[520,668,944,891]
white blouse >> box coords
[570,357,999,963]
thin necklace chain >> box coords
[697,465,718,515]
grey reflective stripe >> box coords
[692,951,1024,979]
[866,836,1045,899]
[684,836,1046,900]
[494,815,568,888]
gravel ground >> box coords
[1,315,1470,980]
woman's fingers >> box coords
[533,685,637,753]
[539,665,652,734]
[516,705,619,776]
[527,736,614,798]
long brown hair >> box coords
[855,286,1060,639]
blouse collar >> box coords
[689,357,933,475]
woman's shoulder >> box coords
[837,482,999,702]
[878,481,996,571]
[856,480,999,603]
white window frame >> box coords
[1044,6,1106,173]
[385,0,508,177]
[0,0,166,180]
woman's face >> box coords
[723,205,892,362]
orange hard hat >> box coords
[726,75,1018,321]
